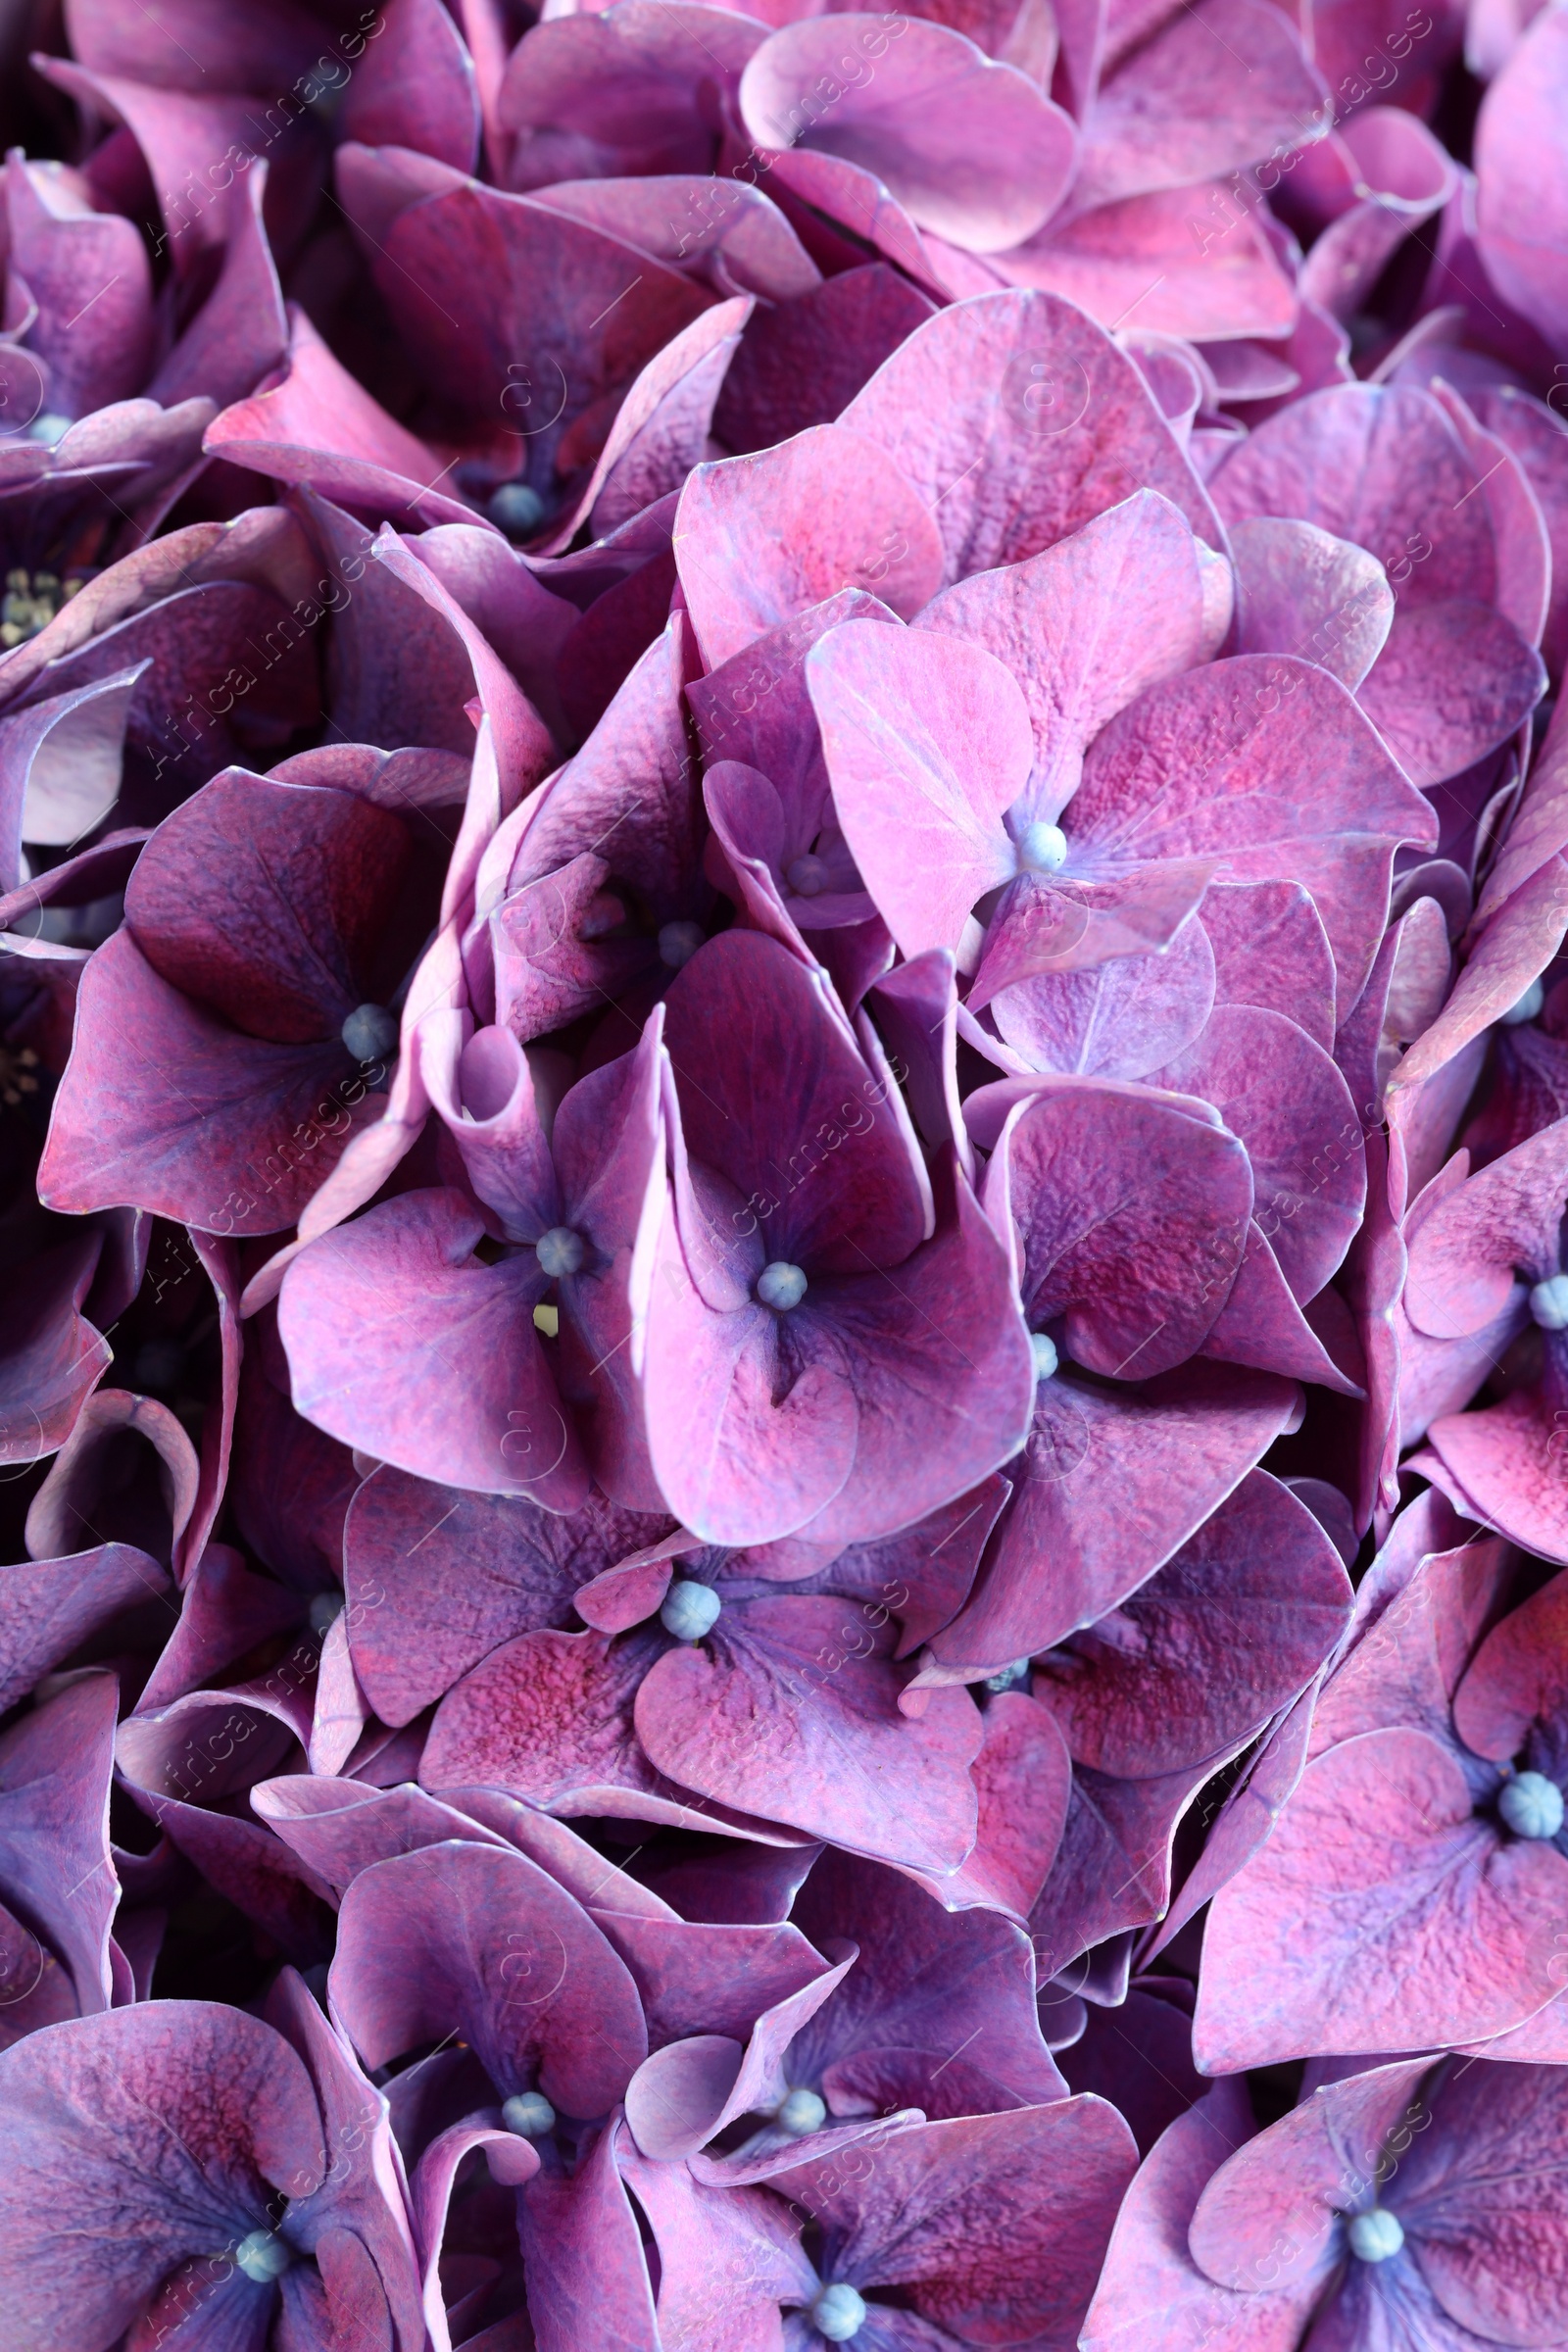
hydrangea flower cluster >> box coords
[0,0,1566,2342]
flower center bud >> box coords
[234,2230,291,2282]
[1499,1770,1564,1839]
[757,1262,808,1311]
[774,2086,826,2135]
[786,855,829,898]
[1031,1333,1058,1380]
[489,482,546,539]
[1531,1274,1568,1330]
[536,1227,585,1278]
[984,1658,1033,1693]
[811,2283,867,2340]
[661,1580,722,1642]
[341,1004,399,1064]
[501,2091,557,2137]
[1348,2209,1403,2264]
[308,1592,344,1636]
[658,921,705,969]
[1016,820,1068,876]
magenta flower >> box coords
[0,1971,424,2352]
[1196,1514,1568,2069]
[1085,2056,1568,2352]
[623,2093,1138,2350]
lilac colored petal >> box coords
[841,288,1223,584]
[499,3,764,184]
[806,617,1029,956]
[25,1387,199,1574]
[987,912,1215,1079]
[928,1364,1298,1665]
[548,1016,671,1511]
[420,1624,718,1822]
[687,591,898,849]
[1194,1726,1568,2067]
[0,1675,118,2016]
[1358,601,1545,790]
[674,426,945,669]
[863,951,972,1177]
[137,1543,303,1714]
[332,1841,648,2111]
[617,2137,816,2348]
[29,58,287,274]
[1425,1388,1568,1564]
[0,2001,326,2349]
[367,538,557,899]
[344,1467,670,1725]
[999,186,1300,344]
[707,760,876,947]
[915,489,1209,819]
[1074,0,1328,212]
[0,1235,112,1467]
[1038,1472,1351,1778]
[0,1542,167,1714]
[1475,6,1568,351]
[1453,1568,1568,1761]
[913,1684,1072,1916]
[432,1789,828,2039]
[1298,111,1457,323]
[4,155,151,416]
[423,1018,557,1237]
[979,1075,1255,1374]
[1393,856,1568,1166]
[789,1844,1065,2112]
[1210,382,1498,610]
[149,166,289,412]
[740,17,1077,254]
[1402,1115,1568,1340]
[1474,672,1568,930]
[1036,1770,1215,1969]
[338,0,481,171]
[1152,1004,1366,1301]
[533,174,820,304]
[38,955,361,1240]
[374,180,713,463]
[485,615,694,914]
[518,2118,659,2352]
[1230,515,1394,689]
[292,494,493,767]
[279,1188,590,1510]
[1428,379,1551,650]
[765,2101,1137,2344]
[130,764,409,1040]
[713,263,936,453]
[1392,2060,1568,2343]
[638,1595,984,1871]
[1068,654,1437,1010]
[1198,1219,1363,1394]
[1472,386,1568,675]
[252,1779,511,1895]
